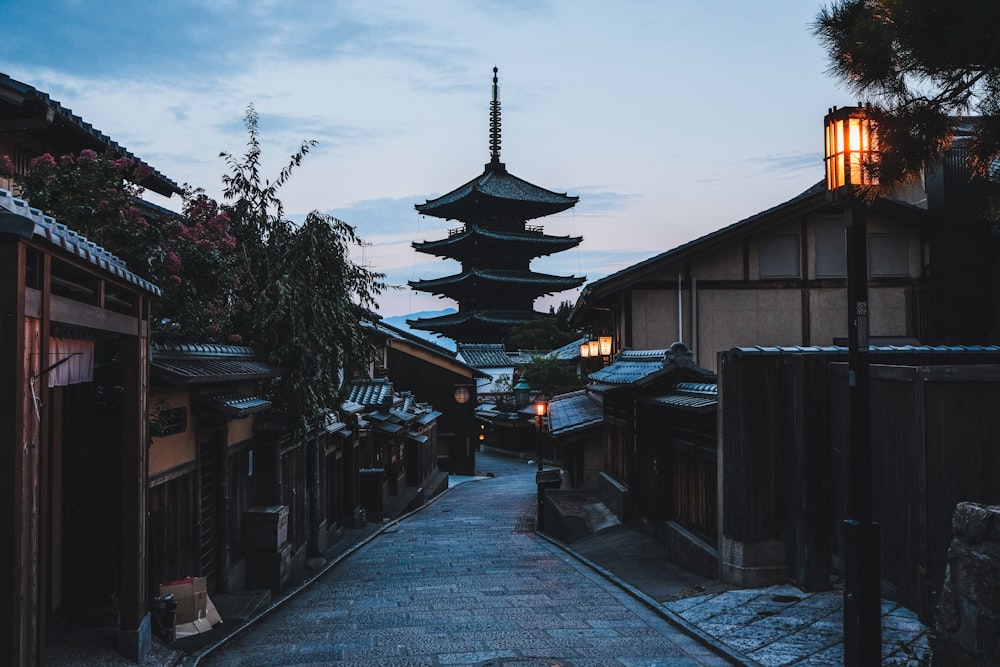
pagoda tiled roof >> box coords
[407,309,547,341]
[415,161,578,222]
[413,224,582,259]
[409,268,585,299]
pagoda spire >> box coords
[489,66,502,168]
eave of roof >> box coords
[413,225,582,258]
[362,319,489,379]
[410,268,585,296]
[0,72,182,197]
[570,181,928,325]
[150,344,281,385]
[415,161,578,222]
[2,189,162,296]
[196,391,272,418]
[548,389,604,436]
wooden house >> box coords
[364,318,488,475]
[147,343,283,595]
[1,190,159,664]
[570,182,928,372]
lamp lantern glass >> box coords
[580,342,591,358]
[534,399,547,417]
[824,105,877,195]
[598,336,612,357]
[454,386,471,404]
[588,340,600,357]
[513,377,530,407]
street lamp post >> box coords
[824,105,881,666]
[533,398,551,530]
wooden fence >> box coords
[720,347,1000,619]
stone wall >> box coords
[935,502,1000,666]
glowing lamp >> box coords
[454,386,471,404]
[534,399,547,418]
[824,105,877,196]
[580,342,591,358]
[588,340,600,357]
[599,336,612,357]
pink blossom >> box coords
[29,153,57,169]
[168,274,182,287]
[77,149,98,164]
[228,333,242,343]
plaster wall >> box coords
[697,289,802,372]
[148,390,195,476]
[630,288,684,351]
[809,288,848,345]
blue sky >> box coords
[1,0,849,317]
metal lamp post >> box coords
[533,398,551,530]
[824,104,881,666]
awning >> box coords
[648,382,718,413]
[196,391,272,418]
[151,345,281,385]
[408,432,429,444]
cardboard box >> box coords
[158,576,222,639]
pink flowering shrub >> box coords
[1,149,242,343]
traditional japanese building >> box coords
[408,68,584,343]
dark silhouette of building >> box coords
[408,68,584,343]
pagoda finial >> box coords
[489,66,501,165]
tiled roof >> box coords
[195,391,272,418]
[407,309,546,331]
[588,343,714,387]
[552,337,589,361]
[150,343,281,385]
[456,343,513,368]
[2,189,161,296]
[346,379,394,407]
[0,72,181,196]
[410,268,585,295]
[413,225,582,258]
[648,382,718,413]
[416,162,578,221]
[548,389,604,436]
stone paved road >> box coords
[201,455,732,666]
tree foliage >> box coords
[813,0,1000,203]
[519,353,584,398]
[501,301,582,351]
[4,105,387,435]
[1,150,241,343]
[219,105,386,433]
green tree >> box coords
[519,353,583,397]
[220,105,386,433]
[813,0,1000,208]
[502,301,582,351]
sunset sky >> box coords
[2,1,850,317]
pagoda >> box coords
[408,68,584,343]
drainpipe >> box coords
[691,277,698,363]
[677,273,683,343]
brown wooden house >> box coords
[147,343,282,595]
[1,190,159,664]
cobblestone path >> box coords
[201,455,731,666]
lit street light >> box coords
[824,104,881,666]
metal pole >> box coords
[843,202,882,665]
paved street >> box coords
[201,455,731,666]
